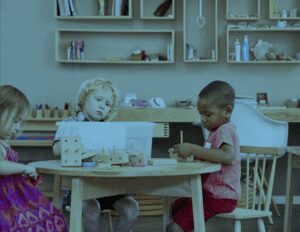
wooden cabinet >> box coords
[55,29,175,64]
[183,0,218,62]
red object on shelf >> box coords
[153,0,172,17]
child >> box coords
[53,78,139,232]
[0,85,67,231]
[167,80,241,232]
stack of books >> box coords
[57,0,78,16]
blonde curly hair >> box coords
[75,78,119,121]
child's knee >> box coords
[83,199,101,219]
[114,196,139,220]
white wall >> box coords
[1,0,299,108]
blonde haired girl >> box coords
[53,78,139,232]
[0,85,67,231]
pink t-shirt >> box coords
[203,122,241,200]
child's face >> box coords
[83,88,113,121]
[197,97,231,131]
[0,109,26,139]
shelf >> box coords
[226,0,260,21]
[55,29,175,64]
[55,0,132,19]
[183,0,218,63]
[269,0,299,20]
[6,140,53,147]
[227,27,300,63]
[140,0,175,20]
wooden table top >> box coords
[30,160,221,177]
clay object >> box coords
[266,52,277,60]
[253,39,273,61]
[277,53,288,60]
[153,0,172,17]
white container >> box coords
[56,122,155,160]
[234,39,241,61]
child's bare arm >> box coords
[173,143,234,165]
[52,140,61,156]
[0,160,37,177]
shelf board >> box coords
[227,27,300,32]
[141,16,175,20]
[55,16,132,20]
[269,17,300,20]
[227,60,300,64]
[184,59,218,63]
[6,140,53,147]
[226,17,260,21]
[57,60,174,64]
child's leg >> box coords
[82,199,102,232]
[112,196,139,232]
[167,192,237,232]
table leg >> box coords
[284,153,294,232]
[162,196,172,231]
[191,175,205,232]
[70,177,83,232]
[52,175,62,210]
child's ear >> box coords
[224,105,233,118]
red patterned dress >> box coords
[0,146,68,232]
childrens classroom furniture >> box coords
[29,160,221,232]
[283,146,300,232]
[216,100,288,231]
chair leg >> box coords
[234,220,241,232]
[102,210,134,232]
[257,218,266,232]
[103,210,113,232]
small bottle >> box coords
[242,35,250,61]
[234,39,241,62]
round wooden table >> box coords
[30,160,221,232]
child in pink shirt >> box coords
[167,80,241,232]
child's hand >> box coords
[172,143,193,158]
[24,165,38,179]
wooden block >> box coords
[148,158,177,166]
[168,148,194,162]
[128,153,147,166]
[96,150,129,164]
[61,136,82,167]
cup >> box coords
[290,8,298,18]
[277,20,287,28]
[295,52,300,60]
[281,9,287,18]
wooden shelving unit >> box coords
[55,29,175,64]
[140,0,175,20]
[226,0,260,21]
[55,0,133,19]
[183,0,218,63]
[227,27,300,64]
[269,0,300,20]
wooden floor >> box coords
[132,205,299,232]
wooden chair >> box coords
[215,100,288,231]
[217,145,283,232]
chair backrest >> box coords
[238,146,279,211]
[232,100,288,149]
